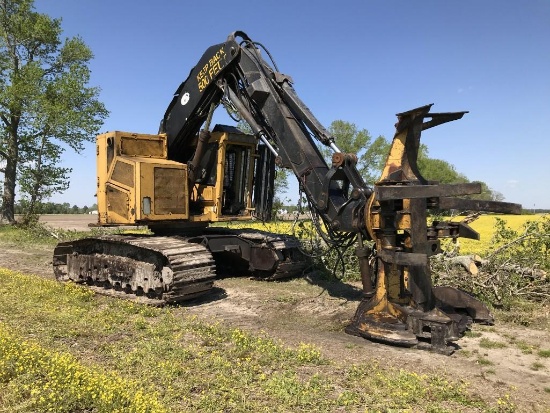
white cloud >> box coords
[506,179,519,188]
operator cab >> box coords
[189,125,275,222]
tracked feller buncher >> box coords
[53,31,521,353]
[53,125,307,303]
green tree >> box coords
[321,120,390,186]
[417,146,502,201]
[18,137,70,223]
[417,144,468,184]
[0,0,108,224]
[472,180,504,202]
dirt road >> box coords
[2,215,549,411]
[37,213,98,230]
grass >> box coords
[3,215,546,411]
[476,357,494,366]
[0,221,149,248]
[530,362,545,371]
[479,338,507,349]
[502,334,540,355]
[515,340,536,355]
[459,350,472,358]
[494,300,549,328]
[0,222,59,246]
[0,325,165,412]
[0,267,511,412]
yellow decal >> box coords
[197,47,227,93]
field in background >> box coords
[449,214,545,255]
[215,214,546,257]
[36,213,547,258]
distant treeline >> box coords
[279,205,548,215]
[14,202,98,215]
[11,201,549,216]
[525,209,550,214]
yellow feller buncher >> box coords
[53,31,520,353]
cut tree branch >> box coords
[0,114,10,127]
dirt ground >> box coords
[2,214,549,411]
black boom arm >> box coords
[160,31,369,236]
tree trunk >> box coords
[1,156,17,224]
[447,255,481,275]
[0,122,19,225]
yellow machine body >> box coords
[95,130,257,227]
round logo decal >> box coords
[181,92,190,105]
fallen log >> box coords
[441,254,547,278]
[446,255,482,275]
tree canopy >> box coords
[0,0,108,224]
[417,145,503,201]
[322,120,390,186]
[327,120,503,202]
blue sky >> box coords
[35,0,550,209]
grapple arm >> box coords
[347,104,521,353]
